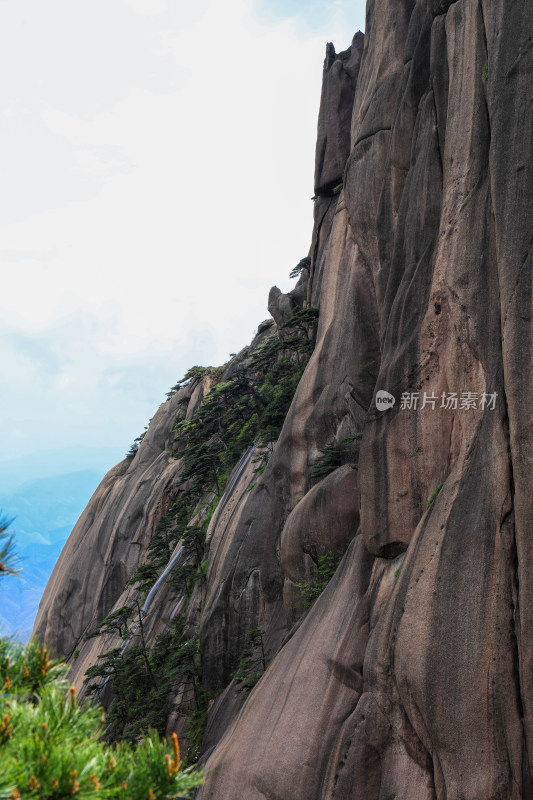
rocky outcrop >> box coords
[34,1,533,797]
[197,1,533,798]
[314,32,364,196]
[281,463,360,621]
[267,265,309,327]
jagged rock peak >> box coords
[314,31,364,197]
[268,263,309,327]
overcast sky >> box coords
[0,0,366,475]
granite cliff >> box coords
[34,1,533,797]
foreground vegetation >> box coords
[0,525,203,800]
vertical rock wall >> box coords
[198,2,533,798]
[33,2,533,797]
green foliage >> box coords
[0,516,19,577]
[167,563,198,600]
[84,599,169,742]
[165,365,214,400]
[84,609,210,763]
[0,638,66,695]
[126,429,147,459]
[129,513,184,596]
[186,708,207,765]
[171,307,319,501]
[332,182,343,195]
[86,606,135,641]
[128,562,162,596]
[96,305,320,756]
[108,501,216,751]
[426,482,444,508]
[181,366,209,384]
[255,358,303,442]
[146,627,209,766]
[86,638,156,740]
[280,306,319,349]
[200,495,219,531]
[483,59,488,83]
[167,526,207,600]
[311,435,362,482]
[393,565,402,583]
[289,256,311,280]
[0,637,203,799]
[296,553,342,612]
[85,639,165,743]
[233,629,266,693]
[184,681,210,765]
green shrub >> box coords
[0,637,203,800]
[233,629,266,693]
[311,435,362,482]
[296,552,342,612]
[426,482,444,508]
[289,256,311,280]
[125,429,147,459]
[170,307,319,503]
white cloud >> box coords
[0,0,365,463]
[120,0,168,15]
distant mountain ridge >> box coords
[0,446,124,493]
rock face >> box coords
[314,32,364,196]
[267,265,308,327]
[198,1,533,797]
[34,1,533,798]
[33,378,207,665]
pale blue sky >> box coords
[255,0,365,33]
[1,0,366,479]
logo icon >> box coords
[376,390,396,412]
